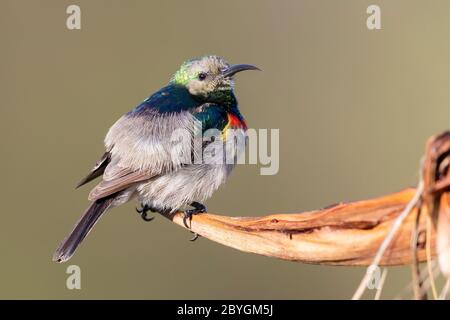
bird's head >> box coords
[171,55,259,103]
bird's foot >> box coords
[136,204,155,222]
[183,202,207,229]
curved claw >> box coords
[141,212,154,222]
[136,205,154,222]
[183,211,193,228]
[189,232,200,242]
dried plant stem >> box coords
[411,204,424,299]
[374,268,388,300]
[439,279,450,300]
[352,181,424,300]
[418,263,441,298]
[395,261,439,300]
[427,215,439,300]
[162,188,434,267]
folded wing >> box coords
[80,107,198,201]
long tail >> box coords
[53,197,115,263]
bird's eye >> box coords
[198,72,207,81]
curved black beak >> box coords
[221,64,261,78]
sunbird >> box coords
[53,56,259,262]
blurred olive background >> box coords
[1,0,449,299]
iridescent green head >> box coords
[171,55,259,100]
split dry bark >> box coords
[163,189,434,266]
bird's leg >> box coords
[183,202,207,241]
[183,202,207,226]
[135,204,155,222]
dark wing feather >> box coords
[76,152,111,188]
[88,169,156,201]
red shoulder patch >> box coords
[227,113,247,130]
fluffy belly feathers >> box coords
[136,163,232,212]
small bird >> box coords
[53,55,259,262]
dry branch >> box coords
[162,189,435,266]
